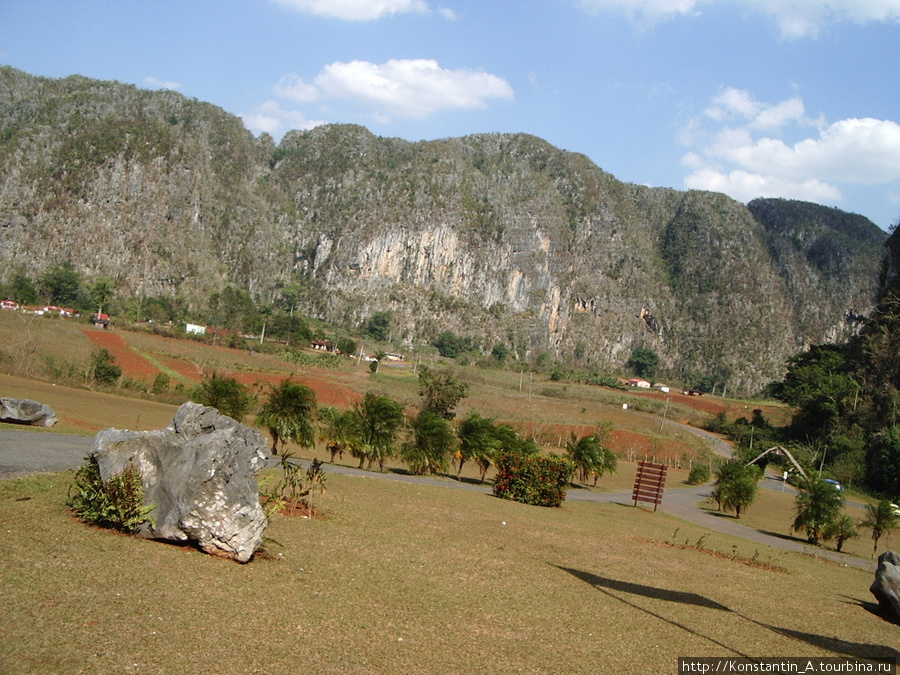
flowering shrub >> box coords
[492,453,574,507]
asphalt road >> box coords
[0,426,875,572]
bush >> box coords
[89,348,122,385]
[492,453,574,507]
[68,454,155,532]
[151,372,171,394]
[687,463,711,485]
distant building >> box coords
[652,383,670,393]
[627,378,651,388]
[185,323,206,335]
[91,313,110,329]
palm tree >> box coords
[456,412,500,480]
[350,392,405,471]
[860,500,900,556]
[318,406,355,463]
[822,514,858,552]
[402,411,456,476]
[255,379,318,454]
[565,432,616,485]
[791,477,844,544]
[711,460,761,519]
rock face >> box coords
[870,550,900,620]
[92,402,269,562]
[0,398,58,427]
[0,67,889,392]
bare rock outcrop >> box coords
[92,402,269,562]
[870,550,900,621]
[0,398,58,427]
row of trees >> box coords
[193,366,616,488]
[709,458,899,555]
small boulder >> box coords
[92,402,270,562]
[870,550,900,620]
[0,397,58,427]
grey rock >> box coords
[870,550,900,620]
[0,397,58,427]
[92,402,270,562]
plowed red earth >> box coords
[82,328,360,408]
[83,329,159,378]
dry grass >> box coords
[722,483,898,563]
[1,470,896,674]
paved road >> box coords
[0,427,875,571]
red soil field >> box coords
[83,329,160,379]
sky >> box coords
[1,0,899,229]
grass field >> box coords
[1,313,897,672]
[1,470,898,674]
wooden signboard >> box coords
[632,461,667,511]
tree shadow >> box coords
[556,565,731,612]
[758,623,899,660]
[553,564,752,657]
[555,564,900,661]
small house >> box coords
[627,379,651,388]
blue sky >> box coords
[2,0,899,229]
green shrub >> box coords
[151,372,171,394]
[687,463,711,485]
[89,348,122,385]
[68,454,155,532]
[492,453,574,507]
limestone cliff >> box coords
[0,67,888,392]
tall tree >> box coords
[402,411,456,476]
[418,366,469,420]
[40,261,81,306]
[456,412,500,481]
[255,379,318,454]
[350,392,405,471]
[318,406,356,463]
[565,432,616,485]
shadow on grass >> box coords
[759,623,899,660]
[555,564,900,660]
[554,564,752,657]
[839,594,900,627]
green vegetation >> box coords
[710,460,762,519]
[626,347,659,380]
[417,366,469,419]
[492,452,574,507]
[255,379,318,454]
[859,500,900,556]
[68,455,155,532]
[193,372,254,422]
[402,411,457,476]
[89,348,122,386]
[687,463,711,485]
[791,477,845,544]
[348,392,405,471]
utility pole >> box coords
[658,396,670,432]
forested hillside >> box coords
[0,67,889,393]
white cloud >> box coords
[240,101,325,137]
[574,0,900,37]
[280,59,513,121]
[273,74,321,103]
[314,59,513,119]
[144,76,181,90]
[682,88,900,206]
[271,0,428,21]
